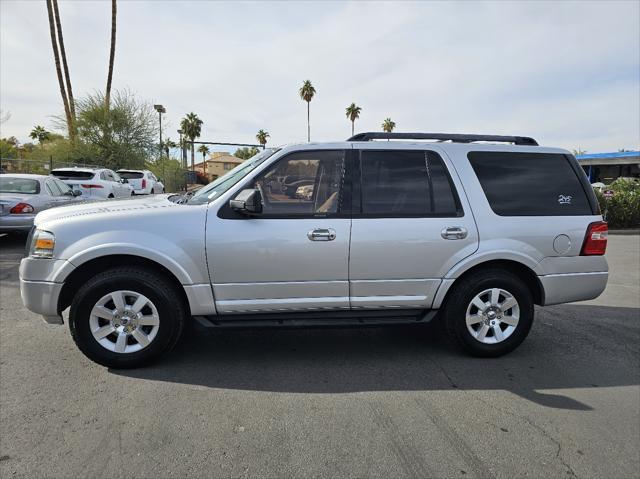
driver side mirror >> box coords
[230,188,262,215]
[72,189,83,197]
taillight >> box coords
[141,178,147,189]
[581,221,608,256]
[81,184,103,188]
[9,203,34,214]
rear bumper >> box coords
[20,278,64,324]
[539,271,608,306]
[0,214,35,231]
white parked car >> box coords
[51,168,133,199]
[117,169,164,195]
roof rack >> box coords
[347,132,539,146]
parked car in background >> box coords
[51,168,133,199]
[0,174,83,232]
[19,133,609,368]
[117,169,164,195]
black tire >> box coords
[107,194,114,199]
[69,267,186,368]
[442,268,534,357]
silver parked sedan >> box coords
[0,174,83,232]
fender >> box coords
[53,242,198,285]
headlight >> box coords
[29,230,55,258]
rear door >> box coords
[349,144,478,309]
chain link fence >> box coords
[0,157,189,193]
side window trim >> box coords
[354,149,464,218]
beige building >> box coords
[194,152,245,181]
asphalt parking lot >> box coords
[1,234,638,479]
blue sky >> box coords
[1,0,639,153]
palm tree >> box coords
[345,103,362,136]
[197,144,210,176]
[105,0,117,110]
[256,129,270,147]
[163,138,176,157]
[197,144,210,162]
[51,0,75,135]
[299,80,316,142]
[180,113,203,171]
[29,126,50,146]
[45,0,72,140]
[382,118,396,133]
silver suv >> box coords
[19,133,609,368]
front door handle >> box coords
[308,228,336,241]
[441,226,468,240]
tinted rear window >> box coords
[0,177,40,194]
[51,170,94,180]
[118,171,144,179]
[468,152,593,216]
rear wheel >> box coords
[107,193,114,199]
[69,267,186,368]
[443,269,534,357]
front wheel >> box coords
[69,267,186,368]
[442,269,534,357]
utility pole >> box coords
[154,104,166,179]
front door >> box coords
[206,149,351,314]
[349,145,478,309]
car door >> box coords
[52,178,81,205]
[110,170,127,197]
[43,179,64,209]
[206,149,351,314]
[349,144,478,309]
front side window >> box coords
[468,152,594,216]
[45,179,63,196]
[254,150,345,216]
[53,178,72,195]
[359,150,460,216]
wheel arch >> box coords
[434,259,545,308]
[58,254,190,315]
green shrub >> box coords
[595,179,640,228]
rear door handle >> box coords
[441,226,468,240]
[308,228,336,241]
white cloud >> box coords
[1,0,638,153]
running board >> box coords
[193,309,437,329]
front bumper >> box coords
[20,278,64,324]
[540,271,608,305]
[19,257,73,324]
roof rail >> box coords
[347,132,539,146]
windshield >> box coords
[187,148,278,204]
[0,177,40,194]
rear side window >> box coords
[468,152,593,216]
[360,150,460,216]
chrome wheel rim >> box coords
[89,290,160,354]
[465,288,520,344]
